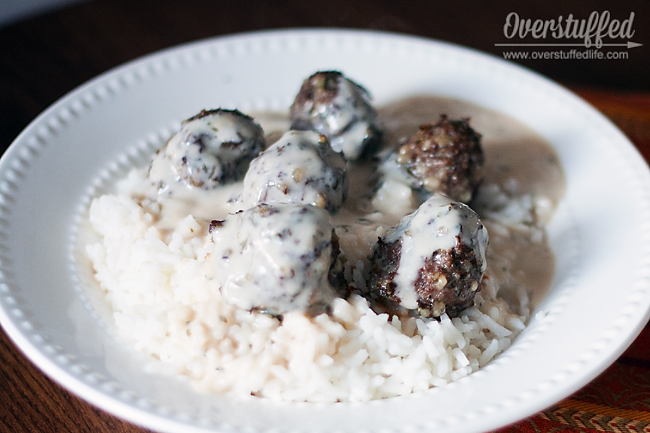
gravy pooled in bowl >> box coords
[84,72,564,402]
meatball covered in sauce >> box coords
[242,130,348,214]
[149,109,265,192]
[391,115,484,203]
[290,71,381,161]
[209,203,344,317]
[366,194,488,319]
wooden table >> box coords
[1,1,649,432]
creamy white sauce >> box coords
[117,96,563,316]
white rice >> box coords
[84,181,544,402]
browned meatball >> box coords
[290,71,381,161]
[208,202,346,317]
[149,109,265,192]
[242,130,348,214]
[394,115,484,203]
[365,194,488,319]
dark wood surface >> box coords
[1,1,648,432]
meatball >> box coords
[366,194,488,319]
[209,203,345,317]
[242,130,348,214]
[392,115,484,203]
[290,71,381,161]
[149,109,265,192]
